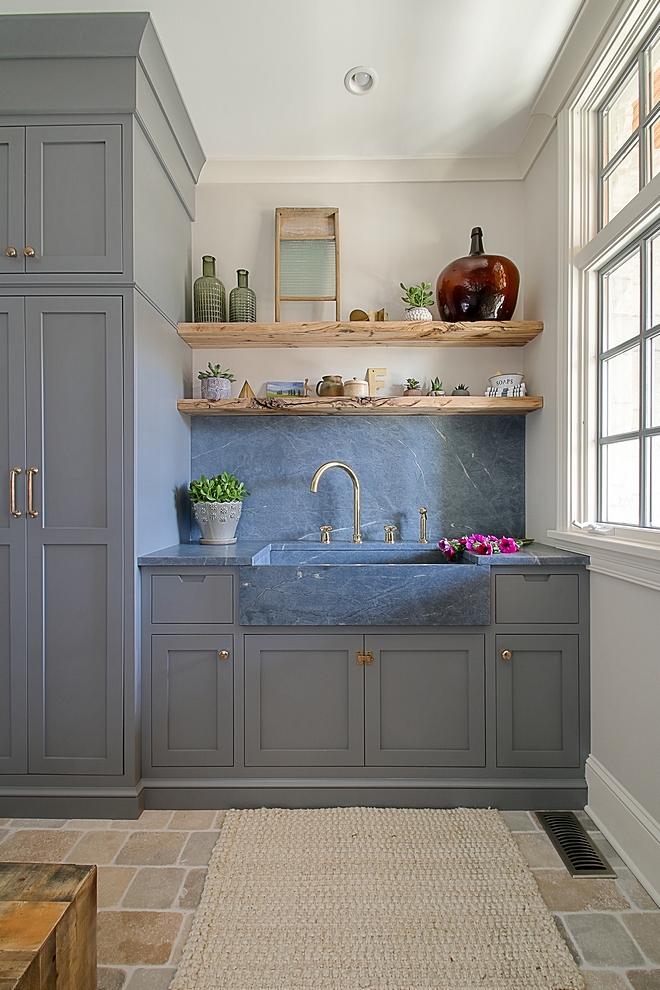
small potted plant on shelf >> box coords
[188,472,249,545]
[400,282,434,321]
[452,383,470,396]
[403,378,422,396]
[428,377,444,396]
[198,363,236,400]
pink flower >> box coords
[498,537,519,553]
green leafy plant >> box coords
[198,363,236,381]
[405,378,421,390]
[188,472,249,503]
[455,383,469,391]
[400,282,434,310]
[429,377,443,392]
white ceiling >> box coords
[0,0,585,160]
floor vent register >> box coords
[536,811,616,878]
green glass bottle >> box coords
[229,269,257,322]
[193,255,226,322]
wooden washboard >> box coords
[275,207,340,321]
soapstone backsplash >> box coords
[190,416,525,543]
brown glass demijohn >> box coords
[436,227,520,321]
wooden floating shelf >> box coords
[177,396,543,416]
[177,320,543,348]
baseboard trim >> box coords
[586,756,660,907]
[0,784,144,820]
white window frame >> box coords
[549,0,660,590]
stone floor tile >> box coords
[8,818,66,829]
[616,869,660,911]
[177,868,207,910]
[626,972,660,990]
[123,868,186,909]
[0,829,83,862]
[590,833,626,869]
[575,810,599,831]
[115,832,187,866]
[0,819,9,827]
[125,967,176,990]
[66,830,129,865]
[553,914,582,965]
[97,866,138,908]
[169,913,193,967]
[581,971,630,990]
[513,831,564,868]
[534,870,632,912]
[500,810,540,832]
[623,915,660,965]
[97,967,127,990]
[179,831,219,866]
[168,811,215,831]
[111,811,173,830]
[0,830,8,846]
[66,818,112,830]
[565,914,646,968]
[97,910,183,966]
[213,811,226,828]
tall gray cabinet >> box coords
[0,13,202,816]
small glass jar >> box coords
[229,269,257,322]
[193,255,226,322]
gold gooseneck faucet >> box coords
[310,461,362,543]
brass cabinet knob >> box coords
[24,246,35,257]
[5,246,17,258]
[501,650,512,661]
[218,650,229,660]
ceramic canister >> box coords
[343,377,369,397]
[316,375,344,396]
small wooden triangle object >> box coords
[239,380,256,398]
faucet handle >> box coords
[384,525,397,544]
[320,525,332,544]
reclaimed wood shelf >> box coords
[177,320,543,348]
[177,395,543,416]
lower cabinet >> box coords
[151,635,234,767]
[495,634,580,768]
[244,633,485,768]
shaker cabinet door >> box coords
[0,127,25,275]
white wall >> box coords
[191,181,525,398]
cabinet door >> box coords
[0,128,25,275]
[151,635,234,767]
[245,634,364,766]
[25,297,124,775]
[365,634,485,767]
[25,125,123,274]
[496,634,580,768]
[0,299,27,772]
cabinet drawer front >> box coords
[495,573,579,624]
[151,573,233,624]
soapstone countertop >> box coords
[138,540,589,567]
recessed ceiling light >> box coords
[344,66,378,96]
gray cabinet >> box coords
[2,296,124,776]
[364,634,485,767]
[0,124,123,275]
[245,634,365,767]
[151,635,234,767]
[496,634,580,768]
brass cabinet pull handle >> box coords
[10,467,21,517]
[218,650,229,660]
[23,246,36,258]
[356,650,373,665]
[26,467,39,517]
[501,650,512,661]
[5,246,17,258]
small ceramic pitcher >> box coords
[343,377,369,397]
[316,375,344,396]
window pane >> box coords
[603,142,640,224]
[603,250,641,349]
[650,37,660,110]
[650,119,660,179]
[650,334,660,427]
[601,439,640,524]
[602,346,640,436]
[650,435,660,527]
[603,69,639,166]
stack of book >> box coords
[484,383,527,397]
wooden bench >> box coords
[0,863,96,990]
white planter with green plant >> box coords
[198,363,236,400]
[188,472,249,545]
[400,282,434,321]
[428,377,445,396]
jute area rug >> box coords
[171,807,584,990]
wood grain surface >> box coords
[177,395,543,416]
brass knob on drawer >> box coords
[5,246,17,257]
[24,246,35,257]
[501,650,512,661]
[218,650,229,660]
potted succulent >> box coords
[428,377,445,396]
[188,471,249,545]
[403,377,422,396]
[198,363,236,400]
[400,282,434,321]
[452,383,471,396]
